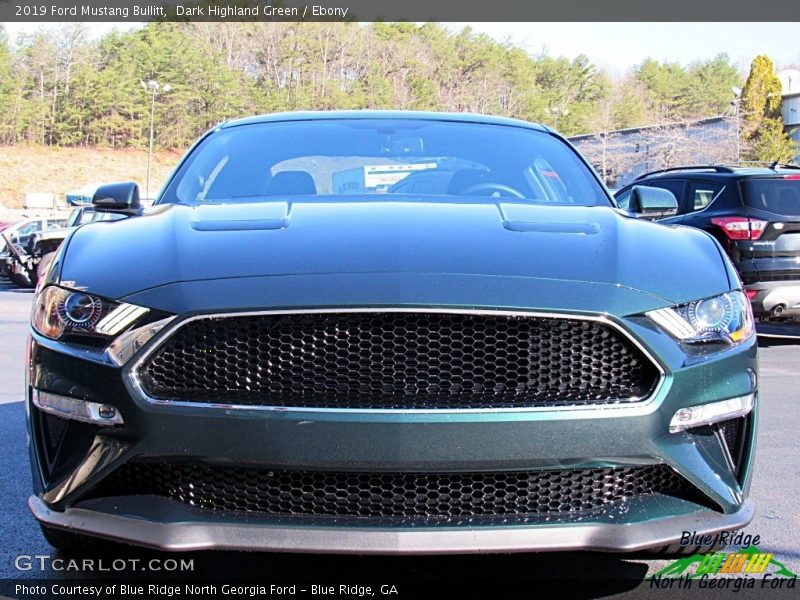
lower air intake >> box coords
[93,462,698,521]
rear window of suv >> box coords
[741,178,800,216]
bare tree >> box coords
[575,132,641,187]
[574,115,739,186]
[638,117,738,169]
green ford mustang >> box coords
[27,111,757,553]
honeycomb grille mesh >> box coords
[720,418,744,453]
[95,462,693,520]
[138,312,659,410]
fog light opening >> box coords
[669,394,754,433]
[32,390,124,427]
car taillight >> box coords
[711,217,768,240]
[745,289,758,300]
[784,175,800,180]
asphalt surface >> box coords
[0,278,798,597]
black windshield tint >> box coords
[161,119,608,206]
[741,178,800,216]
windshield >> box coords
[160,119,608,206]
[741,178,800,216]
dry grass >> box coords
[0,146,185,208]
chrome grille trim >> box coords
[125,308,666,414]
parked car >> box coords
[65,182,105,207]
[0,216,66,281]
[3,239,33,287]
[615,164,800,320]
[21,206,128,287]
[28,112,757,556]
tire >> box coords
[39,524,117,555]
[37,251,56,283]
[11,270,31,287]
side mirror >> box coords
[91,182,141,213]
[629,185,678,220]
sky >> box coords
[2,21,798,73]
[461,23,800,73]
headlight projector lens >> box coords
[689,295,734,332]
[32,285,151,342]
[645,290,754,348]
[59,292,101,327]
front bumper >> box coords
[746,281,800,318]
[30,495,755,554]
[27,307,759,554]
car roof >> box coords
[8,217,47,228]
[636,165,800,181]
[219,110,551,133]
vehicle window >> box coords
[91,212,126,223]
[76,210,97,225]
[688,182,725,212]
[741,178,800,216]
[388,170,454,195]
[16,221,42,236]
[163,119,609,206]
[640,180,685,208]
[614,188,632,210]
[66,209,81,228]
[615,180,684,212]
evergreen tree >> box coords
[0,23,773,148]
[740,55,797,163]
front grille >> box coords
[718,416,749,478]
[137,312,659,410]
[32,407,97,484]
[719,417,744,453]
[692,416,750,480]
[93,462,695,521]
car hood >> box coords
[60,200,732,315]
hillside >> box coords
[0,146,185,208]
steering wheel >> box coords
[459,182,526,199]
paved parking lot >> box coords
[0,279,798,595]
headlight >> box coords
[32,285,149,342]
[647,290,754,346]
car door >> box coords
[643,179,687,225]
[680,180,728,233]
[14,220,44,246]
[46,218,67,229]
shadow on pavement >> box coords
[35,545,652,598]
[757,321,800,346]
[0,278,34,293]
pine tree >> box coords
[740,55,797,163]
